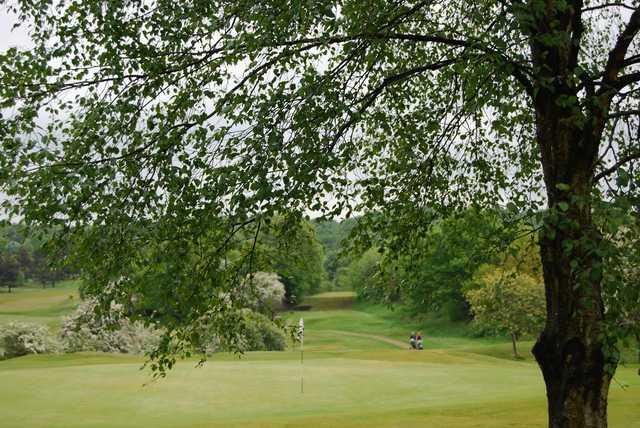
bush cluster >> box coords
[60,298,160,354]
[198,309,288,354]
[1,294,287,360]
[0,322,60,359]
[240,311,287,351]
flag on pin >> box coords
[298,318,304,345]
[298,317,304,393]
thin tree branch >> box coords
[330,58,458,149]
[595,151,640,181]
[607,109,640,119]
[599,7,640,96]
[583,2,636,12]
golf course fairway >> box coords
[0,291,638,427]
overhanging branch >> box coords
[329,58,458,149]
[607,109,640,119]
[583,2,636,13]
[599,7,640,96]
[595,151,640,181]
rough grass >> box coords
[0,290,638,428]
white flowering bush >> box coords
[60,298,160,354]
[240,271,286,313]
[0,322,60,359]
[255,272,286,310]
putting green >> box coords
[0,351,638,428]
[0,290,638,427]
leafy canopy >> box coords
[1,1,640,371]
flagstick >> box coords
[299,317,304,394]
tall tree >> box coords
[336,247,386,298]
[313,218,356,282]
[0,252,19,293]
[1,1,640,426]
[466,268,546,358]
[250,217,326,304]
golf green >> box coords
[0,351,638,427]
[0,290,638,427]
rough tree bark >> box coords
[533,195,611,428]
[527,4,620,426]
[532,116,612,428]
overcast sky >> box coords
[1,10,31,51]
[1,10,29,220]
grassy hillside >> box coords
[0,290,638,428]
[0,280,80,329]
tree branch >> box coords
[583,2,636,13]
[599,7,640,96]
[569,0,584,70]
[330,58,458,150]
[607,109,640,119]
[595,151,640,181]
[614,71,640,89]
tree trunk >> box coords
[531,117,614,427]
[533,222,612,428]
[529,63,615,426]
[511,332,519,359]
[525,1,621,416]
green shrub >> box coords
[240,311,287,351]
[201,310,287,353]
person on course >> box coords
[409,332,417,349]
[416,332,424,350]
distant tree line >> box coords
[0,225,75,292]
[313,218,357,285]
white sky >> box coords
[1,10,30,221]
[0,10,30,51]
